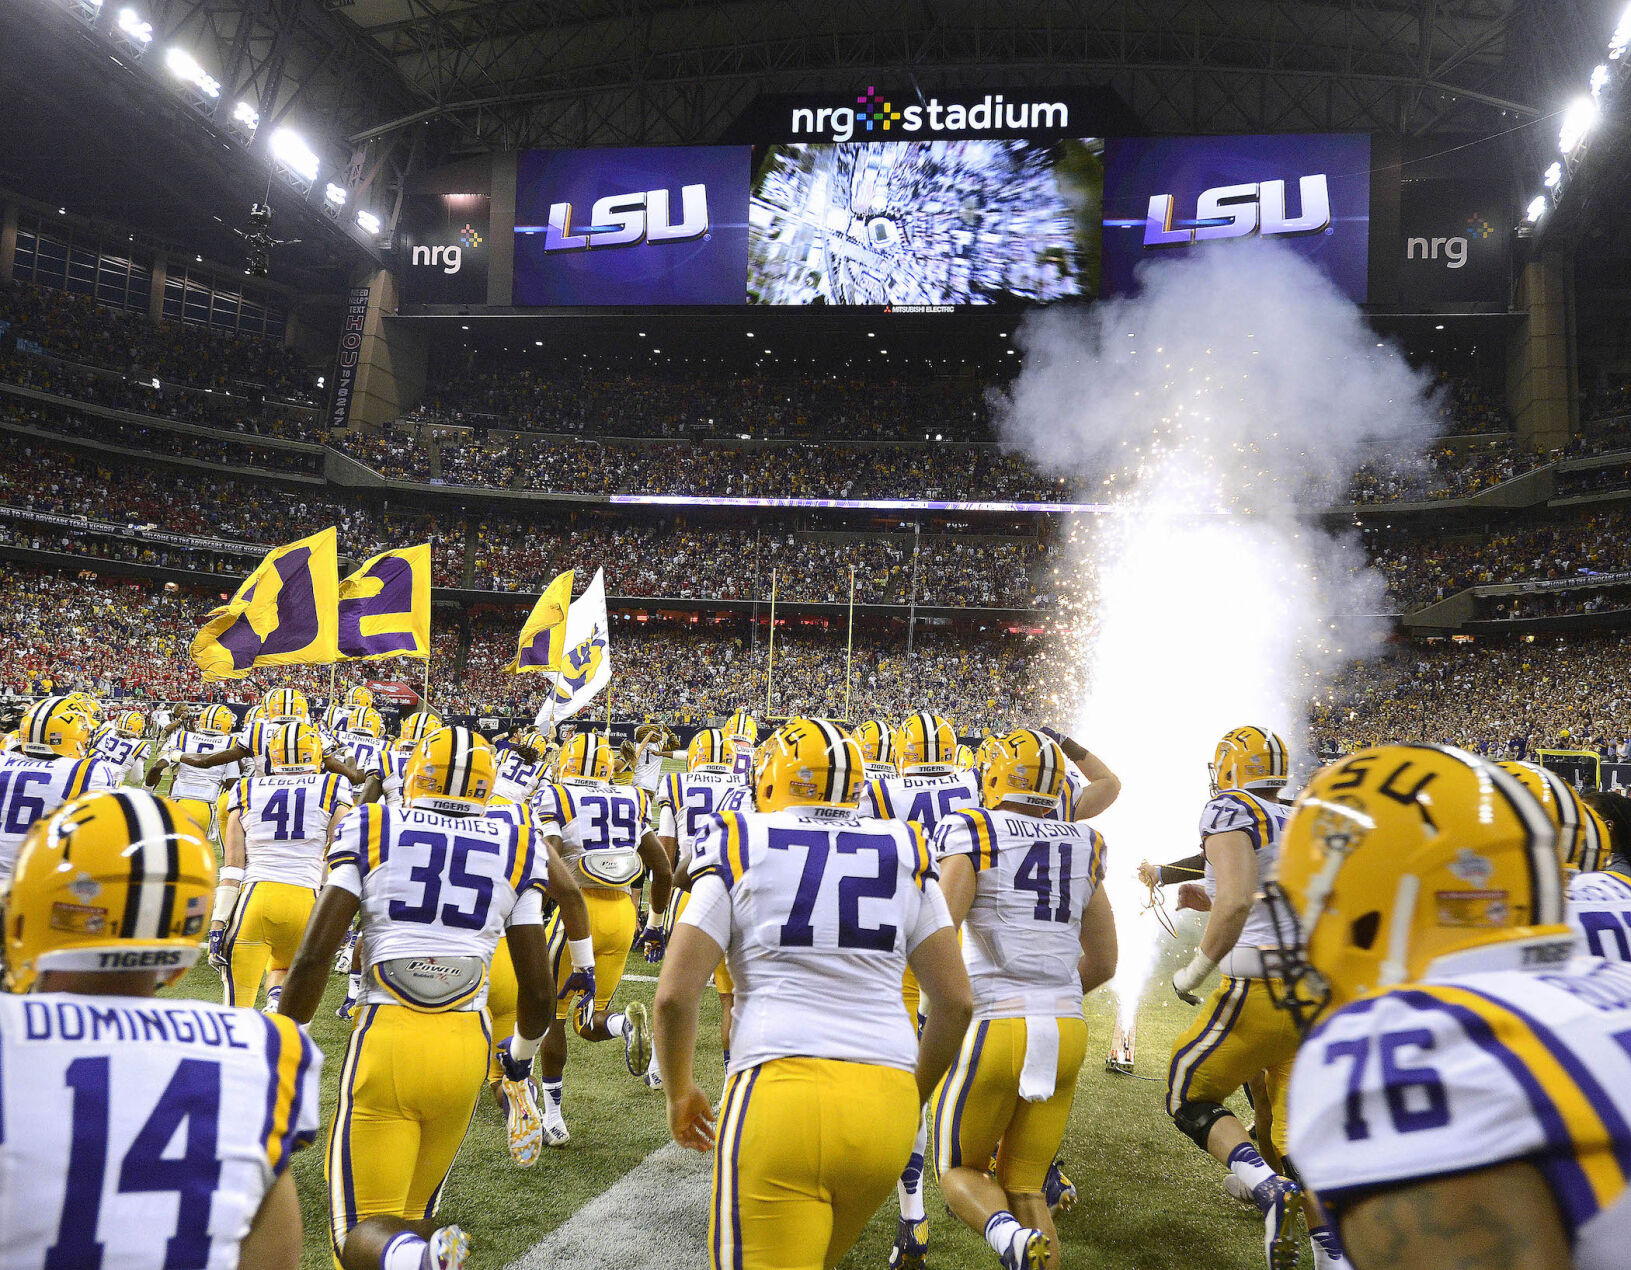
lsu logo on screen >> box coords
[1143,174,1331,248]
[536,184,709,252]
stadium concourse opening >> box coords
[3,1,1631,1269]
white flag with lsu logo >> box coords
[536,567,611,724]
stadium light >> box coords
[1544,161,1562,190]
[231,100,259,136]
[1525,195,1548,223]
[115,7,152,45]
[164,47,221,99]
[355,209,382,235]
[324,182,347,207]
[270,126,320,186]
[1591,64,1611,100]
[1612,5,1631,60]
[1559,96,1598,155]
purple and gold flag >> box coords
[338,544,431,661]
[506,569,574,674]
[190,528,340,680]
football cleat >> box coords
[623,1001,653,1076]
[887,1217,929,1270]
[999,1227,1049,1270]
[500,1075,544,1168]
[1253,1175,1302,1270]
[642,1066,664,1091]
[333,927,358,974]
[1223,1172,1256,1206]
[1042,1159,1077,1215]
[261,987,282,1017]
[542,1116,571,1148]
[422,1225,470,1270]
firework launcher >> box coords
[1106,1014,1137,1074]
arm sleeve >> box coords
[262,1015,324,1177]
[688,813,744,889]
[88,760,121,793]
[905,877,954,954]
[508,887,546,927]
[676,873,732,947]
[1157,852,1207,885]
[323,861,362,896]
[856,779,883,819]
[327,804,369,874]
[931,812,978,865]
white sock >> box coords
[541,1078,564,1115]
[984,1212,1024,1258]
[1226,1143,1276,1191]
[606,1011,629,1038]
[263,986,281,1007]
[347,972,361,999]
[897,1112,928,1221]
[1311,1225,1345,1268]
[380,1231,426,1270]
[646,1051,661,1076]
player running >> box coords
[0,695,119,880]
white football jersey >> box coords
[379,748,410,807]
[634,745,666,794]
[327,803,548,1011]
[0,994,321,1270]
[0,753,119,877]
[857,768,983,835]
[531,780,650,893]
[340,735,389,781]
[933,808,1107,1018]
[1289,954,1631,1268]
[161,732,244,802]
[1199,789,1292,971]
[656,770,748,870]
[1568,870,1631,963]
[1047,757,1089,822]
[230,720,277,777]
[681,805,951,1076]
[727,733,755,782]
[228,772,354,889]
[493,745,546,803]
[90,733,151,786]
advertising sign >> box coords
[328,285,369,430]
[397,192,491,305]
[1102,133,1372,301]
[513,146,751,306]
[1397,178,1509,305]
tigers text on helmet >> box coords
[403,726,495,813]
[686,728,737,774]
[1263,745,1569,1033]
[1496,761,1604,873]
[725,710,759,745]
[1210,725,1289,796]
[268,722,323,774]
[262,687,309,723]
[556,732,614,783]
[895,711,958,774]
[756,718,863,812]
[347,706,385,740]
[4,790,216,992]
[980,729,1068,811]
[20,697,91,759]
[851,719,899,776]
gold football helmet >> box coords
[397,710,442,752]
[1496,761,1602,873]
[267,722,323,774]
[5,790,215,992]
[196,704,235,736]
[1266,745,1567,1031]
[64,691,103,724]
[725,710,758,744]
[20,697,92,759]
[346,707,386,740]
[895,712,957,774]
[556,732,614,783]
[686,728,737,774]
[954,744,976,771]
[1210,725,1290,796]
[263,687,309,724]
[346,686,374,710]
[981,729,1068,811]
[403,726,494,813]
[115,709,146,739]
[757,717,863,812]
[851,720,899,775]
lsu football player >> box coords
[278,726,557,1270]
[0,696,120,879]
[530,732,674,1144]
[339,707,391,783]
[1270,745,1631,1270]
[1164,726,1341,1270]
[654,718,974,1270]
[651,729,751,1086]
[724,709,758,782]
[148,704,249,839]
[1571,790,1631,962]
[0,789,322,1269]
[211,723,354,1013]
[932,730,1119,1270]
[856,710,983,1265]
[854,718,901,781]
[493,729,550,805]
[92,708,153,786]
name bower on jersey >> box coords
[859,769,983,834]
[1288,956,1631,1269]
[0,752,118,875]
[684,806,949,1076]
[933,808,1107,1017]
[1568,871,1631,962]
[327,803,547,1012]
[229,772,354,889]
[533,780,649,891]
[0,993,321,1268]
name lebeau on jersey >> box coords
[858,768,982,834]
[0,994,320,1270]
[0,752,118,875]
[328,803,547,1012]
[229,772,353,890]
[532,779,649,890]
[1289,955,1631,1269]
[687,806,948,1076]
[933,809,1107,1016]
[1568,870,1631,962]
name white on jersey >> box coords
[1568,871,1631,963]
[0,753,118,876]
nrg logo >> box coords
[535,184,709,252]
[409,223,483,274]
[1143,175,1332,247]
[1406,214,1494,270]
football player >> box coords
[278,726,557,1270]
[1165,726,1341,1270]
[932,730,1119,1270]
[724,709,759,783]
[492,729,550,805]
[857,710,984,1267]
[146,703,245,840]
[1270,745,1631,1270]
[92,708,153,786]
[530,732,673,1144]
[340,707,391,783]
[0,789,321,1269]
[650,728,751,1087]
[0,696,120,880]
[1566,789,1631,962]
[854,718,901,781]
[210,722,354,1013]
[654,717,974,1270]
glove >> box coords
[207,927,227,969]
[638,923,666,963]
[495,1036,533,1083]
[1172,951,1218,1006]
[1039,726,1068,747]
[560,965,596,1002]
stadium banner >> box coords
[513,147,751,306]
[537,567,611,722]
[397,192,491,304]
[507,567,574,673]
[1101,133,1372,301]
[337,544,431,661]
[328,285,369,431]
[0,504,263,554]
[609,494,1111,513]
[1396,178,1510,304]
[190,527,340,680]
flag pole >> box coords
[327,662,336,713]
[844,564,856,723]
[421,648,430,710]
[765,567,777,718]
